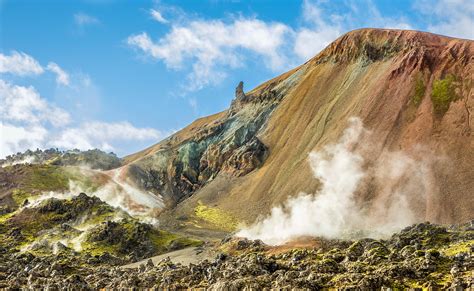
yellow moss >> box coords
[148,230,202,253]
[81,240,119,256]
[403,279,425,289]
[194,201,238,232]
[441,240,473,257]
[0,211,16,223]
[45,156,59,165]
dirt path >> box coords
[121,246,215,269]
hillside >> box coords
[120,28,473,235]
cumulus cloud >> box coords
[128,18,290,90]
[415,0,474,39]
[0,51,44,76]
[0,122,48,157]
[150,9,168,23]
[293,0,413,60]
[0,79,70,156]
[74,12,100,26]
[127,0,421,91]
[292,0,343,60]
[51,121,164,151]
[0,80,71,126]
[47,62,70,86]
[0,78,165,158]
[0,51,72,87]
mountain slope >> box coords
[123,28,473,234]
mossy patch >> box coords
[441,240,473,257]
[194,201,238,232]
[412,76,426,106]
[81,239,120,256]
[431,74,458,116]
[28,165,70,191]
[0,211,16,224]
[11,189,31,206]
[148,231,202,252]
[83,219,202,260]
[1,165,71,198]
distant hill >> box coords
[1,148,122,170]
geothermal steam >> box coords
[237,117,436,245]
[25,166,164,225]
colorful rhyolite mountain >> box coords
[119,28,473,235]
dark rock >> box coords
[146,259,154,269]
[235,81,246,100]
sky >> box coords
[1,0,473,158]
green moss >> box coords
[11,189,31,206]
[431,74,458,116]
[412,76,426,106]
[194,201,238,231]
[29,165,70,191]
[3,165,71,194]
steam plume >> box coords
[237,117,436,245]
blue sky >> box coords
[1,0,472,158]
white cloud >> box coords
[0,51,44,76]
[128,18,290,90]
[150,9,168,23]
[51,121,164,151]
[74,12,100,26]
[292,0,342,60]
[127,1,418,91]
[415,0,474,39]
[293,0,414,60]
[47,62,70,86]
[0,78,164,157]
[188,97,198,113]
[0,80,71,127]
[294,28,341,60]
[0,51,72,87]
[0,122,48,157]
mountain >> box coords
[119,28,473,235]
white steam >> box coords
[1,155,36,167]
[24,166,165,225]
[17,166,165,254]
[237,117,436,245]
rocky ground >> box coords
[0,222,472,289]
[0,188,201,276]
